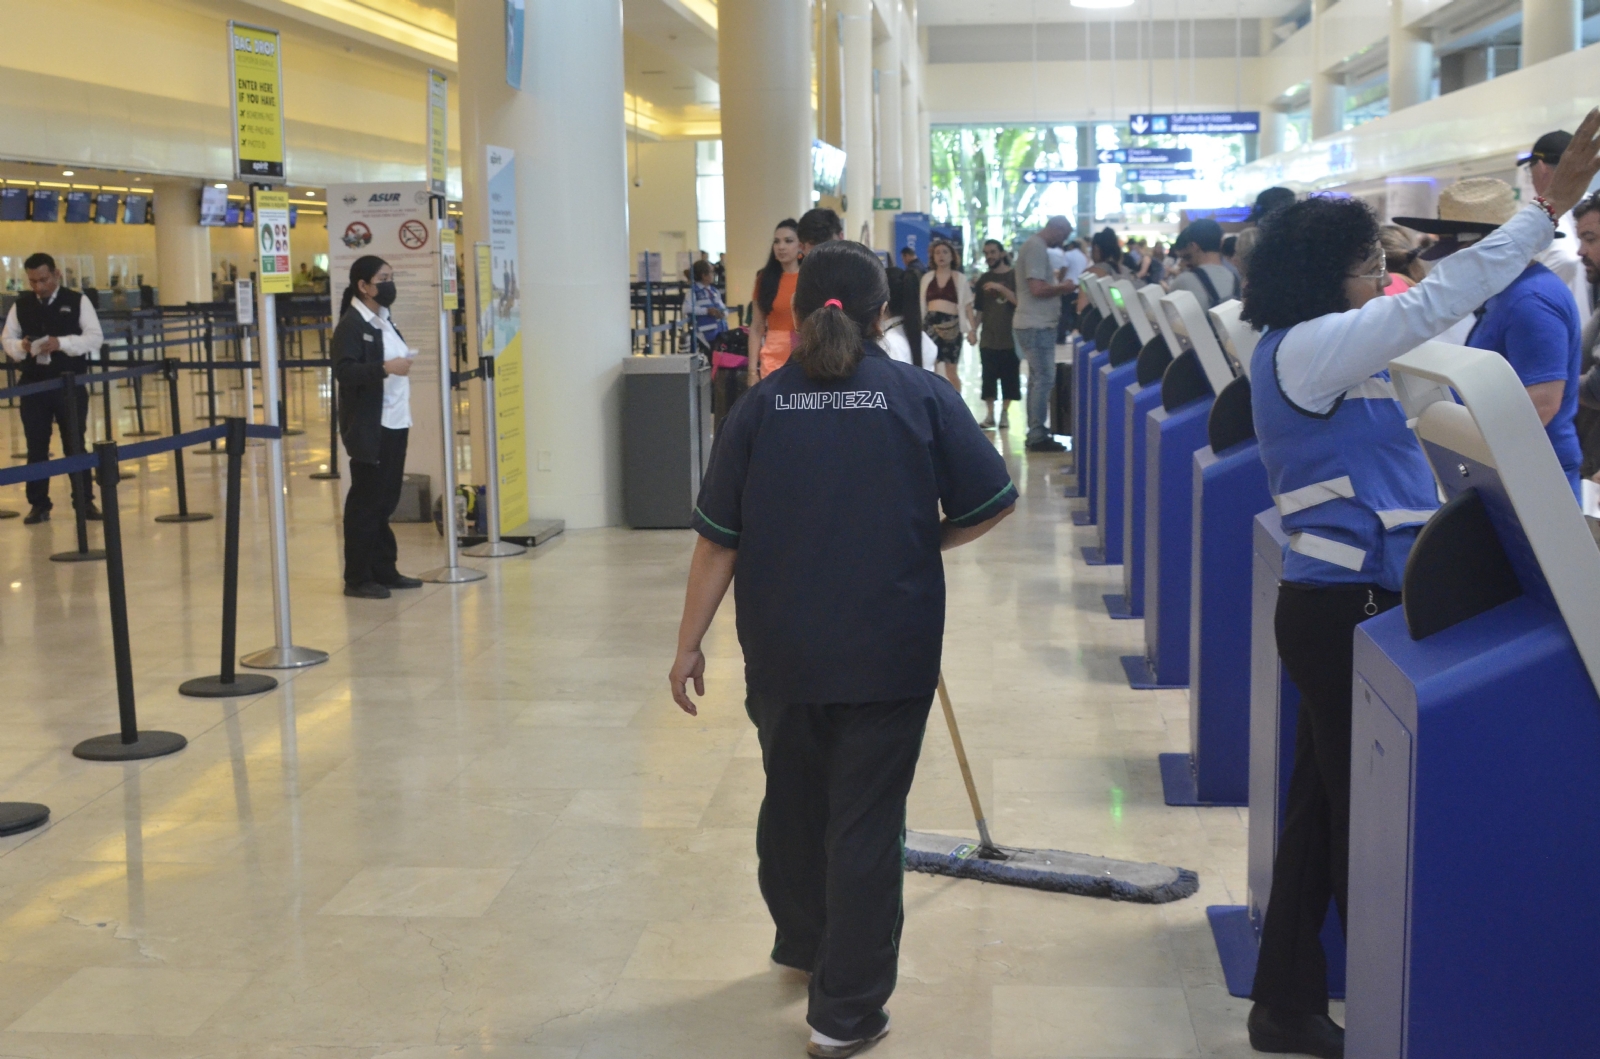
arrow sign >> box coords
[1096,148,1194,165]
[1021,168,1101,185]
[1127,112,1261,135]
[1124,167,1195,183]
[1129,115,1152,135]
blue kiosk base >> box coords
[1120,654,1186,690]
[1071,509,1094,527]
[1102,592,1138,619]
[1081,545,1110,564]
[1158,752,1246,807]
[1205,905,1347,1001]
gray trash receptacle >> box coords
[623,353,712,528]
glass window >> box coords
[695,140,726,258]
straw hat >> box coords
[1392,178,1552,260]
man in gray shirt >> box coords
[1014,215,1077,452]
[1169,219,1241,308]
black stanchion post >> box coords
[309,378,339,480]
[72,443,187,762]
[180,419,277,698]
[98,359,114,443]
[154,360,213,524]
[50,373,106,564]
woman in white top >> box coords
[331,255,420,599]
[918,240,975,392]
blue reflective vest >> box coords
[1251,326,1439,591]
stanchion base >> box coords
[308,471,340,481]
[154,512,215,523]
[179,673,279,698]
[419,565,488,584]
[282,428,304,437]
[73,730,187,762]
[0,802,50,836]
[190,447,228,456]
[461,539,526,558]
[0,509,19,520]
[239,644,330,670]
[123,430,162,438]
[50,549,106,563]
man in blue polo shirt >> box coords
[668,240,1015,1058]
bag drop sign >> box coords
[228,22,286,182]
[254,189,292,294]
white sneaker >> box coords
[806,1017,890,1057]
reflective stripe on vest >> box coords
[1377,508,1437,530]
[1289,531,1368,572]
[1274,475,1355,516]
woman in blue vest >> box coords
[1241,111,1600,1059]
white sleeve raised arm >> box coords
[2,305,24,360]
[1276,205,1556,414]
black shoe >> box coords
[1248,1002,1344,1058]
[22,505,49,525]
[344,582,391,599]
[377,574,424,589]
[1026,438,1066,453]
[83,502,102,521]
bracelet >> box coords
[1532,195,1561,225]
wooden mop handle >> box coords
[936,673,996,850]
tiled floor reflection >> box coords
[0,365,1270,1057]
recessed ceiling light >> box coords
[214,183,228,189]
[62,170,74,177]
[1071,0,1135,7]
[305,191,315,197]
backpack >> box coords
[1192,264,1241,308]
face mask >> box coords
[375,281,398,307]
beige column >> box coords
[900,69,919,214]
[151,179,211,304]
[458,0,630,528]
[1310,0,1345,139]
[1260,109,1289,157]
[840,0,875,242]
[1387,1,1434,113]
[1522,0,1582,66]
[873,38,903,247]
[719,0,813,310]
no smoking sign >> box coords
[398,219,429,250]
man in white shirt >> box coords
[1014,215,1077,452]
[1,253,104,523]
[1054,239,1090,343]
[1522,130,1594,328]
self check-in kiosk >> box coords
[1073,276,1120,529]
[1086,279,1154,566]
[1109,286,1181,620]
[1343,343,1600,1057]
[1122,290,1233,690]
[1069,291,1107,500]
[1159,300,1270,806]
[1206,509,1347,1001]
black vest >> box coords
[14,287,88,381]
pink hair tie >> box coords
[824,299,843,309]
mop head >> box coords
[904,830,1199,904]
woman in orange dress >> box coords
[748,219,801,383]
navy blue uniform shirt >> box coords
[693,343,1018,704]
[1468,261,1584,491]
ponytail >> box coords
[340,254,388,318]
[790,241,890,382]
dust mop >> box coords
[904,676,1200,904]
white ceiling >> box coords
[919,0,1304,24]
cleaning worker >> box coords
[1240,110,1600,1059]
[668,239,1016,1059]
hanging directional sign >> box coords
[1124,167,1196,183]
[1128,112,1260,135]
[1021,168,1101,185]
[1124,193,1188,204]
[1097,147,1193,165]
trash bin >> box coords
[623,353,711,528]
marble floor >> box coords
[0,365,1303,1058]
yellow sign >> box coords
[428,69,449,197]
[229,23,285,182]
[495,332,528,532]
[254,189,292,294]
[475,242,493,349]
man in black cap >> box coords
[1250,186,1296,225]
[1,253,102,523]
[1522,129,1592,328]
[1169,219,1240,308]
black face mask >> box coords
[374,281,398,307]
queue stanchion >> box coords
[420,194,486,584]
[461,354,524,558]
[180,418,278,698]
[309,380,339,480]
[49,373,106,564]
[153,359,212,524]
[240,279,329,671]
[72,441,187,762]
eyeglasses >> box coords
[1349,249,1388,283]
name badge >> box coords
[362,334,374,342]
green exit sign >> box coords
[873,197,902,211]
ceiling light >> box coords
[214,183,228,189]
[305,191,315,197]
[1071,0,1136,8]
[62,170,75,177]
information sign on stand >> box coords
[441,238,458,311]
[427,69,449,197]
[228,22,285,183]
[485,147,528,533]
[254,190,292,294]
